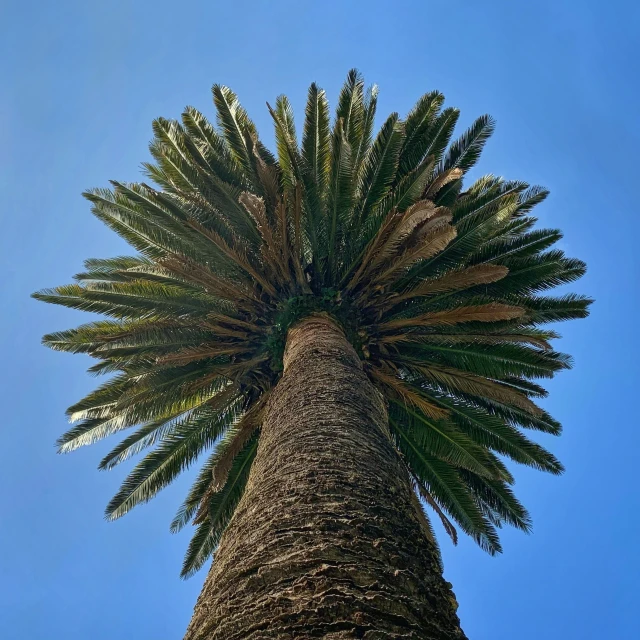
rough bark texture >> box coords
[184,314,467,640]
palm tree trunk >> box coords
[184,314,467,639]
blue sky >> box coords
[1,1,638,638]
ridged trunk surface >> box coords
[184,314,466,639]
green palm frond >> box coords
[353,113,404,226]
[35,70,590,576]
[211,85,258,179]
[302,83,331,194]
[180,435,258,578]
[441,114,495,173]
[398,91,445,177]
[334,69,366,153]
[326,118,354,281]
[105,393,244,521]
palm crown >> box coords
[35,70,590,578]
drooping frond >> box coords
[35,70,589,575]
[105,391,244,521]
[180,435,258,578]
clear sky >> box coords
[1,1,638,638]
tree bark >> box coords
[184,314,467,639]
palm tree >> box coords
[35,70,590,639]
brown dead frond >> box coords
[346,200,447,293]
[371,224,457,288]
[402,362,542,415]
[379,303,525,333]
[159,255,260,308]
[185,216,278,297]
[368,202,450,274]
[370,368,449,420]
[424,168,463,199]
[380,332,552,350]
[157,344,251,367]
[204,313,264,335]
[239,192,292,287]
[388,264,509,308]
[391,200,443,246]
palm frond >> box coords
[334,69,366,153]
[302,83,331,198]
[441,115,495,173]
[211,85,257,180]
[105,393,243,520]
[326,118,354,281]
[180,435,258,578]
[353,113,404,225]
[35,71,589,573]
